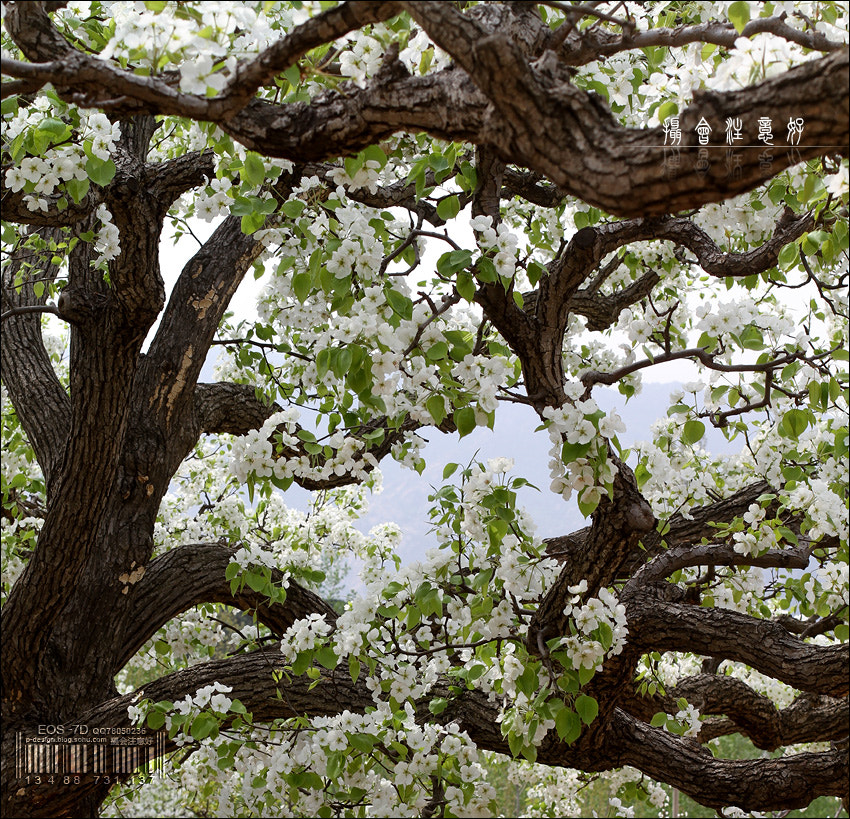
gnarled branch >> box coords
[118,542,337,671]
[624,592,849,697]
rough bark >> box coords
[3,3,848,216]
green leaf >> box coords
[555,708,582,744]
[650,711,668,728]
[290,770,323,790]
[245,571,267,593]
[777,242,797,269]
[437,249,473,278]
[350,732,377,752]
[331,346,353,378]
[241,211,265,235]
[316,348,331,378]
[1,96,19,117]
[241,152,266,186]
[682,419,706,445]
[230,196,255,216]
[291,651,313,676]
[657,100,678,123]
[575,694,599,725]
[363,143,388,168]
[442,462,458,479]
[508,732,523,758]
[454,406,476,438]
[516,665,538,697]
[467,664,486,681]
[561,440,592,464]
[429,697,448,715]
[385,288,413,321]
[316,646,338,670]
[739,324,765,350]
[326,751,345,779]
[65,177,90,204]
[436,195,461,221]
[727,0,751,34]
[808,381,821,408]
[146,710,165,730]
[282,199,305,218]
[38,117,69,137]
[293,272,311,303]
[283,64,301,88]
[456,271,476,302]
[85,157,116,187]
[475,256,497,283]
[190,713,218,741]
[782,408,808,439]
[527,261,545,286]
[426,341,448,361]
[349,656,361,684]
[426,394,447,425]
[577,492,601,518]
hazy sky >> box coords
[151,219,737,576]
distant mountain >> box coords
[355,383,741,565]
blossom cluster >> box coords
[558,582,630,671]
[732,502,780,557]
[470,214,521,279]
[4,107,120,214]
[128,681,235,741]
[542,393,625,511]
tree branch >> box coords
[528,456,655,656]
[118,542,337,671]
[401,3,849,214]
[624,592,849,697]
[193,382,278,437]
[653,208,814,278]
[0,303,64,323]
[545,480,775,575]
[552,14,846,67]
[626,540,811,590]
[0,228,71,493]
[627,673,849,752]
[0,171,107,226]
[192,381,439,491]
[5,4,846,217]
[608,707,848,812]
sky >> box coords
[148,218,741,575]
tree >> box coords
[1,1,848,816]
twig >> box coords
[1,304,64,322]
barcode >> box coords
[16,732,166,778]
